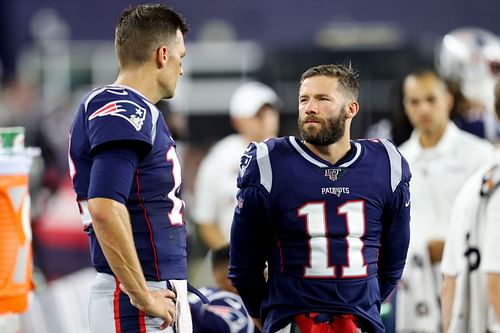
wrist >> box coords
[122,283,152,309]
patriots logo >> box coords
[88,100,147,131]
[239,154,252,178]
[205,305,246,331]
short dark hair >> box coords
[212,244,230,269]
[300,63,359,100]
[404,69,445,86]
[115,3,188,67]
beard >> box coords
[298,106,347,146]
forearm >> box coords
[378,275,399,301]
[441,275,456,333]
[89,198,151,307]
[230,273,267,318]
[488,273,500,321]
[198,223,227,250]
[428,238,445,264]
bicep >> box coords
[88,146,139,203]
[229,186,272,271]
[380,182,411,261]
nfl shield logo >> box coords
[324,168,340,181]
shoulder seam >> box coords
[380,139,403,192]
[84,87,108,113]
[254,141,273,193]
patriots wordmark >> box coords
[88,100,147,131]
[321,187,350,197]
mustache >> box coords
[302,116,323,123]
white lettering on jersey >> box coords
[321,187,350,197]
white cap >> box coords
[229,81,280,118]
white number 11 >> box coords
[298,200,367,278]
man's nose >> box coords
[304,100,318,114]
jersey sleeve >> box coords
[229,142,274,318]
[88,146,140,203]
[378,140,412,300]
[482,173,500,273]
[86,93,153,152]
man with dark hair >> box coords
[396,70,494,332]
[229,63,412,333]
[68,4,191,332]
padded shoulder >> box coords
[237,138,280,193]
[362,138,411,192]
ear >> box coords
[345,100,360,119]
[155,45,169,69]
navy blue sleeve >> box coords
[378,174,411,301]
[228,185,273,318]
[86,94,153,152]
[88,146,140,204]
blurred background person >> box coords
[437,27,500,143]
[396,69,494,332]
[189,245,257,333]
[440,80,500,333]
[191,81,280,286]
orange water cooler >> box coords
[0,154,34,315]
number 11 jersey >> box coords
[229,136,411,333]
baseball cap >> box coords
[229,81,280,118]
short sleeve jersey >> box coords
[69,85,187,281]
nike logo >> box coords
[405,200,411,207]
[106,89,128,95]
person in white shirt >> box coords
[440,81,500,333]
[191,82,280,285]
[395,70,495,333]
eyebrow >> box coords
[299,93,331,99]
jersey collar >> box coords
[288,136,362,168]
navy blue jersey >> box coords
[69,85,187,281]
[229,136,411,333]
[189,287,256,333]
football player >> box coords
[68,4,192,332]
[229,63,411,333]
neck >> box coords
[304,135,351,165]
[418,123,448,148]
[114,64,160,103]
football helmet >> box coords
[436,27,500,105]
